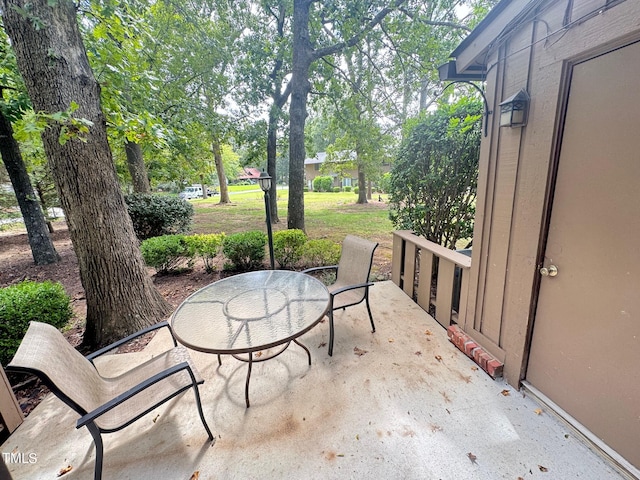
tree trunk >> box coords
[0,108,59,265]
[356,165,367,204]
[125,140,151,193]
[266,108,280,223]
[288,0,314,231]
[367,179,372,200]
[212,140,230,203]
[2,0,171,347]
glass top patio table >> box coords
[170,270,330,406]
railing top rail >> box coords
[394,230,472,269]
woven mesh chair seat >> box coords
[9,322,202,431]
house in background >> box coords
[304,152,391,191]
[304,152,358,190]
[395,0,640,476]
[235,167,261,184]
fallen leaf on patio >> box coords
[518,477,525,480]
[501,389,511,396]
[318,342,327,348]
[152,414,160,423]
[190,471,200,480]
[471,366,479,371]
[534,408,543,415]
[538,465,548,472]
[57,465,73,477]
[467,452,477,464]
[388,338,394,342]
[337,454,345,457]
[354,347,368,356]
[356,434,359,440]
[255,351,263,358]
[415,351,422,356]
[435,355,442,362]
[425,329,433,336]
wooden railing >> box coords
[0,367,23,436]
[392,230,472,328]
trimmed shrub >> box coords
[300,239,342,268]
[273,229,307,269]
[184,233,225,273]
[344,186,351,192]
[0,281,72,365]
[140,235,193,273]
[332,187,341,192]
[353,187,359,194]
[125,193,194,240]
[222,231,267,271]
[312,176,333,192]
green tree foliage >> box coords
[389,98,482,248]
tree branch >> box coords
[312,0,407,60]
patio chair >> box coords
[7,321,213,480]
[303,235,378,356]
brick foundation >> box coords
[447,325,503,379]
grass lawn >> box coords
[190,189,394,278]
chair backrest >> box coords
[8,322,104,416]
[336,235,378,287]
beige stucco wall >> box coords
[461,0,640,385]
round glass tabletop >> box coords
[171,270,330,354]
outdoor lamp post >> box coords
[258,171,275,270]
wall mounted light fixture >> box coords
[499,89,530,127]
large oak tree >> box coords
[2,0,171,346]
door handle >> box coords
[540,265,558,277]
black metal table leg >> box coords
[293,338,312,365]
[245,351,253,408]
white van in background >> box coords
[179,185,216,200]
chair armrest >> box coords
[331,282,374,297]
[76,360,196,429]
[86,321,176,362]
[302,265,338,274]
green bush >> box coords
[353,187,359,194]
[125,193,194,240]
[344,186,351,192]
[300,239,342,268]
[332,187,341,192]
[184,233,225,273]
[222,231,267,271]
[140,235,194,273]
[312,176,333,192]
[389,97,481,248]
[273,229,307,269]
[0,281,72,366]
[378,172,391,194]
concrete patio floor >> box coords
[2,281,624,480]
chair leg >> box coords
[192,384,214,441]
[86,423,104,480]
[328,310,335,357]
[365,295,375,333]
